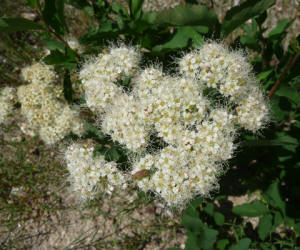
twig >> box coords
[267,53,299,99]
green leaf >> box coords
[275,85,300,105]
[147,4,218,28]
[43,0,67,35]
[85,122,105,141]
[275,132,298,152]
[221,0,275,36]
[258,214,273,240]
[152,26,204,52]
[294,223,300,237]
[258,69,273,81]
[262,181,285,211]
[182,212,203,233]
[167,248,180,250]
[185,227,218,250]
[105,146,120,161]
[267,19,293,40]
[214,212,225,226]
[0,17,44,33]
[185,231,200,250]
[217,239,230,250]
[228,238,251,250]
[232,200,269,217]
[43,48,76,68]
[24,0,38,8]
[83,6,94,16]
[198,227,218,249]
[203,202,214,216]
[130,0,144,20]
[43,38,65,51]
[272,211,283,231]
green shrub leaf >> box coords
[221,0,275,36]
[146,4,218,28]
[258,214,273,240]
[43,0,67,34]
[267,19,293,40]
[130,0,144,20]
[229,238,251,250]
[232,200,269,217]
[262,181,285,211]
[214,212,225,226]
[0,17,44,33]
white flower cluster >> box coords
[18,62,85,144]
[65,142,128,200]
[72,43,269,206]
[0,87,16,124]
[79,46,140,112]
[179,42,269,132]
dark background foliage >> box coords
[0,0,299,249]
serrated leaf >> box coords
[214,212,225,226]
[267,19,293,40]
[258,214,273,240]
[229,238,251,250]
[182,212,203,232]
[0,17,44,33]
[221,0,275,36]
[147,4,218,28]
[217,239,230,250]
[198,227,218,249]
[262,181,285,211]
[185,231,200,250]
[232,200,269,217]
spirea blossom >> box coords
[65,142,128,200]
[18,62,85,144]
[71,43,269,207]
[0,87,16,124]
[79,45,140,112]
[179,42,269,132]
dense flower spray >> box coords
[17,62,85,144]
[66,42,269,207]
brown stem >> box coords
[267,53,299,99]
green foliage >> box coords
[221,0,275,36]
[1,0,300,248]
[232,200,269,217]
[0,17,44,33]
[145,4,218,28]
